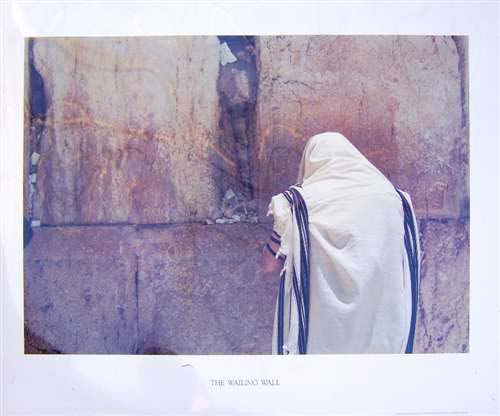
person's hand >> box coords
[260,234,284,277]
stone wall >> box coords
[24,35,469,354]
[24,224,274,354]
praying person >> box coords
[262,132,420,354]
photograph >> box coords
[22,35,469,355]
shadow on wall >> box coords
[25,327,61,354]
[25,328,177,355]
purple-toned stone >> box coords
[24,223,276,354]
[24,226,139,353]
[136,223,275,354]
[255,35,468,221]
[414,219,469,353]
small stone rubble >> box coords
[206,188,258,224]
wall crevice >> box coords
[213,36,259,222]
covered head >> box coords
[296,131,395,199]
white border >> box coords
[1,2,498,415]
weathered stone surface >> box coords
[24,226,139,353]
[31,37,226,225]
[255,35,468,221]
[136,223,275,354]
[414,219,469,353]
[23,219,469,354]
[24,223,276,354]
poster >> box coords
[1,2,498,414]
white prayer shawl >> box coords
[268,132,420,354]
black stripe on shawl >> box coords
[276,186,311,354]
[277,271,286,354]
[270,234,281,244]
[395,188,420,354]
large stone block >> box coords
[136,223,275,354]
[30,37,226,225]
[255,35,468,221]
[414,219,469,353]
[24,226,139,353]
[24,223,276,354]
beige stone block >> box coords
[255,35,468,221]
[31,37,224,225]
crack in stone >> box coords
[270,75,315,91]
